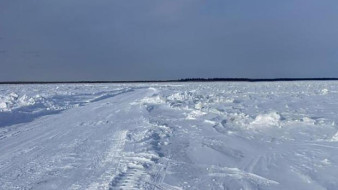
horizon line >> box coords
[1,78,338,84]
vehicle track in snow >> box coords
[0,87,153,189]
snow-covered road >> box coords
[1,82,338,189]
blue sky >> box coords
[1,0,338,81]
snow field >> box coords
[1,82,338,189]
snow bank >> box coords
[0,93,36,112]
[0,85,131,127]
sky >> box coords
[1,0,338,81]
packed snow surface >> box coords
[1,82,338,190]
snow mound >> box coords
[250,112,281,128]
[140,95,165,104]
[167,92,190,102]
[194,102,203,110]
[186,110,206,120]
[0,93,36,112]
[300,117,316,125]
[330,131,338,142]
[321,88,329,95]
[0,101,7,110]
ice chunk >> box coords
[195,102,203,110]
[330,131,338,142]
[0,101,7,110]
[251,112,281,127]
[140,95,165,104]
[321,88,329,95]
[9,92,19,99]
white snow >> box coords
[1,82,338,189]
[330,131,338,142]
[250,112,281,128]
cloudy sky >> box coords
[1,0,338,81]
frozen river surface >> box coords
[1,82,338,190]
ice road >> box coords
[1,82,338,190]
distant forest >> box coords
[1,78,338,84]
